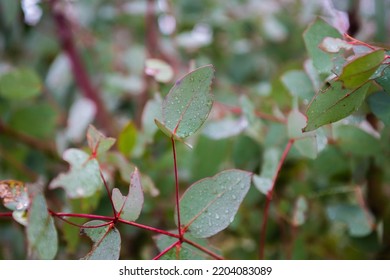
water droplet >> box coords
[225,209,229,214]
[215,214,220,219]
[232,194,237,200]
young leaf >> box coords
[0,180,29,211]
[112,168,144,221]
[281,70,315,101]
[80,220,121,260]
[27,193,58,260]
[303,18,342,74]
[154,65,214,140]
[253,148,281,195]
[117,121,137,156]
[338,49,385,89]
[326,204,374,237]
[87,124,116,156]
[0,68,42,100]
[178,169,252,238]
[145,58,174,83]
[303,81,370,132]
[49,148,103,198]
[367,91,390,126]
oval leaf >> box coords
[112,168,144,221]
[0,68,42,100]
[49,149,103,198]
[304,81,370,132]
[155,65,214,139]
[338,49,385,89]
[80,220,121,260]
[27,193,58,260]
[178,169,252,238]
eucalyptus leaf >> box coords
[87,124,116,156]
[117,121,137,156]
[327,204,374,237]
[367,91,390,126]
[154,65,214,139]
[112,168,144,221]
[27,193,58,260]
[49,149,103,198]
[81,220,121,260]
[0,68,42,100]
[304,81,370,132]
[178,169,252,238]
[338,49,385,89]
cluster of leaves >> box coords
[1,0,390,259]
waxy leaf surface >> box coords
[87,124,116,156]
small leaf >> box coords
[153,233,220,260]
[304,81,370,132]
[80,220,121,260]
[252,176,272,196]
[303,18,342,74]
[0,68,42,100]
[27,193,58,259]
[155,65,214,139]
[326,204,374,237]
[117,121,137,156]
[0,180,29,211]
[49,149,103,198]
[142,93,163,142]
[338,49,385,89]
[87,124,116,156]
[367,91,390,126]
[179,169,252,238]
[281,70,315,100]
[145,58,174,83]
[253,148,281,195]
[112,168,144,221]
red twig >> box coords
[183,237,224,260]
[99,169,117,218]
[259,139,294,259]
[153,240,181,260]
[118,218,180,238]
[171,138,183,241]
[0,212,13,218]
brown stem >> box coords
[259,139,294,259]
[49,0,116,136]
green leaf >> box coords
[27,193,58,259]
[367,91,390,125]
[112,168,144,221]
[9,103,57,138]
[375,66,390,93]
[155,65,214,139]
[49,149,103,198]
[117,121,137,156]
[253,148,281,195]
[80,220,121,260]
[142,93,163,142]
[179,169,252,238]
[304,81,370,132]
[202,116,248,140]
[327,204,374,237]
[303,18,342,74]
[0,68,42,100]
[153,233,219,260]
[287,110,318,159]
[87,124,116,156]
[334,125,381,157]
[281,70,315,100]
[338,49,385,89]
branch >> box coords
[49,0,117,136]
[259,139,294,259]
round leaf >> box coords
[0,68,42,100]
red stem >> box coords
[52,212,115,221]
[99,169,117,218]
[183,237,224,260]
[118,218,180,238]
[171,138,183,240]
[153,240,181,260]
[0,212,13,218]
[259,139,294,260]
